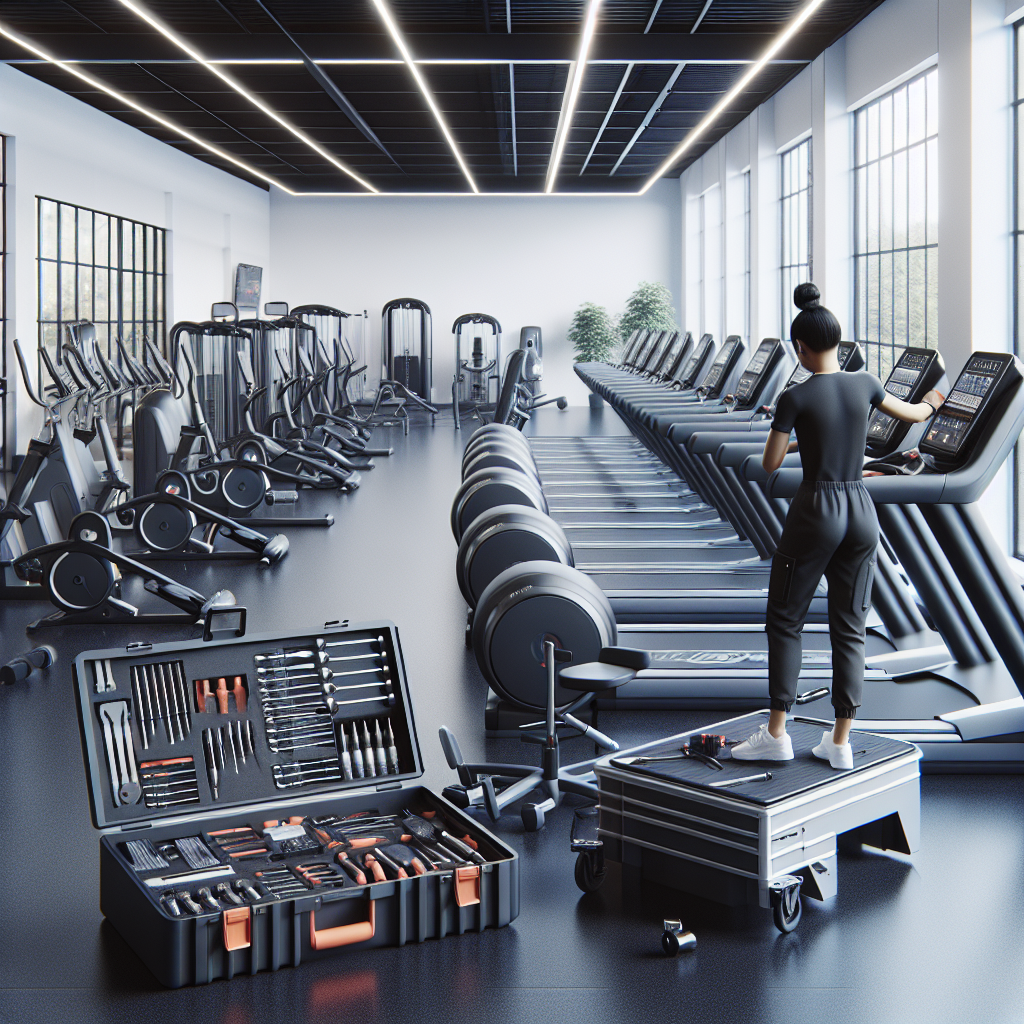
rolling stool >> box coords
[439,644,650,831]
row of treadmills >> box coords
[520,327,1024,770]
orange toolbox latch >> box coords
[222,906,251,951]
[454,865,481,907]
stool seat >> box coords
[558,647,651,692]
[559,662,636,691]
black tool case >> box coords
[74,618,519,988]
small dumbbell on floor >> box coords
[661,920,697,956]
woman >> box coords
[732,284,944,769]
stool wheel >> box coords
[522,803,545,831]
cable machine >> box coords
[452,313,502,430]
[291,303,369,407]
[382,298,432,404]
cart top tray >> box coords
[607,711,919,806]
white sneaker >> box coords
[811,730,854,770]
[730,723,794,761]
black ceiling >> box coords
[0,0,884,193]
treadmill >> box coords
[757,350,1024,768]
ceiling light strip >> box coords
[369,0,479,193]
[0,20,295,193]
[113,0,377,192]
[639,0,828,193]
[545,0,604,194]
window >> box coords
[37,197,167,362]
[1014,26,1024,556]
[780,137,812,337]
[699,184,723,341]
[1,136,7,466]
[743,169,751,344]
[853,68,938,378]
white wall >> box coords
[0,63,271,453]
[268,184,682,407]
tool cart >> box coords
[571,711,920,933]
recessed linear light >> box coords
[369,0,479,194]
[545,0,604,194]
[638,0,829,193]
[0,19,301,193]
[113,0,378,193]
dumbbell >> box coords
[0,646,56,685]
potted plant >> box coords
[568,301,618,408]
[618,281,677,355]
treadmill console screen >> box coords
[921,352,1020,466]
[650,332,679,375]
[636,332,666,371]
[866,348,943,449]
[734,339,783,406]
[837,341,864,370]
[677,337,714,388]
[699,338,740,394]
[629,332,654,368]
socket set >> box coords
[75,620,519,988]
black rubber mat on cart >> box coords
[608,711,917,806]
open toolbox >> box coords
[74,617,519,988]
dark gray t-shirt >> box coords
[771,371,887,482]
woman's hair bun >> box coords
[793,282,821,311]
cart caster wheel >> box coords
[442,785,470,809]
[557,398,568,410]
[574,851,606,893]
[522,803,545,831]
[768,875,803,933]
[661,920,697,956]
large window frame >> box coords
[780,137,812,338]
[1,136,8,467]
[699,183,723,342]
[853,67,938,379]
[1014,25,1024,557]
[36,197,167,364]
[743,168,752,344]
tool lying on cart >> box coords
[73,618,518,987]
[571,711,922,934]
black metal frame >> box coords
[36,196,167,365]
[779,136,812,339]
[852,66,938,379]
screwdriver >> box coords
[373,721,388,776]
[203,730,219,801]
[386,720,400,774]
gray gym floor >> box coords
[0,405,1021,1023]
